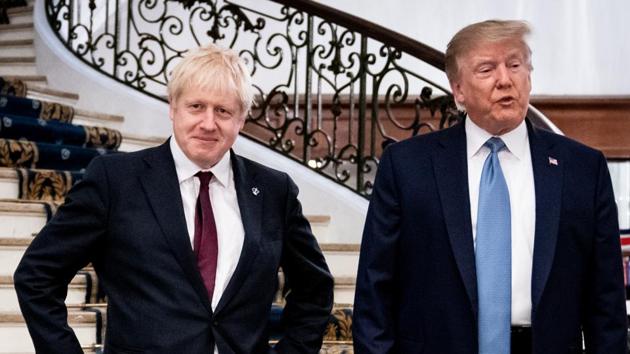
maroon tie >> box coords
[194,171,218,302]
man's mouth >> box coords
[497,96,515,105]
[194,136,219,142]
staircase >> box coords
[0,3,359,353]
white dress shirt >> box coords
[169,138,245,314]
[466,118,536,325]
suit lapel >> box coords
[432,123,478,316]
[139,141,214,314]
[528,122,563,310]
[214,151,262,316]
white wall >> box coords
[315,0,630,95]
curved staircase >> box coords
[0,4,358,353]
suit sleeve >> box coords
[353,147,400,354]
[273,174,334,354]
[583,152,628,353]
[13,157,109,354]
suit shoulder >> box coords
[385,124,458,157]
[91,144,162,171]
[234,154,289,181]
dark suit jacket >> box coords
[353,119,627,354]
[14,141,334,354]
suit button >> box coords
[213,320,219,326]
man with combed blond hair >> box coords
[15,43,334,354]
[354,19,626,354]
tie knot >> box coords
[485,137,506,154]
[195,171,213,186]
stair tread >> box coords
[1,75,45,82]
[309,215,331,223]
[74,107,124,123]
[0,39,33,47]
[27,84,79,100]
[0,57,35,63]
[0,310,96,323]
[0,200,47,213]
[320,243,360,252]
[0,237,31,246]
[0,23,34,31]
[0,274,87,286]
[122,132,166,144]
[0,168,18,179]
[334,276,356,285]
[6,5,34,16]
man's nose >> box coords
[495,65,512,88]
[199,110,217,130]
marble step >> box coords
[118,133,166,152]
[0,274,90,312]
[309,215,331,241]
[333,276,356,305]
[0,57,37,76]
[0,201,47,238]
[0,238,31,276]
[0,40,34,57]
[25,84,79,107]
[0,170,19,200]
[0,197,333,243]
[6,5,34,25]
[320,243,360,279]
[0,311,99,353]
[73,108,124,130]
[0,23,34,42]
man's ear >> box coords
[169,100,176,122]
[238,114,247,130]
[450,80,465,108]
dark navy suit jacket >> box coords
[14,141,334,354]
[353,119,627,354]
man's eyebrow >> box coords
[472,59,497,69]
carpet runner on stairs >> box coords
[0,79,120,175]
[0,94,73,122]
[1,112,121,149]
[0,76,26,96]
[15,167,83,203]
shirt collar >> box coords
[465,117,528,160]
[169,137,232,187]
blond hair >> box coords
[445,20,532,82]
[167,43,254,116]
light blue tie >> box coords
[476,137,511,354]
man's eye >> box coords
[216,107,232,117]
[189,104,203,110]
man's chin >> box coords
[190,150,223,168]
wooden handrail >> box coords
[268,0,446,70]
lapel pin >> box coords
[548,156,558,166]
[252,187,260,196]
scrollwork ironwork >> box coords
[45,0,462,197]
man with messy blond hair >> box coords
[15,43,334,354]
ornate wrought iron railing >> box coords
[44,0,553,197]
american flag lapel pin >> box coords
[548,156,558,166]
